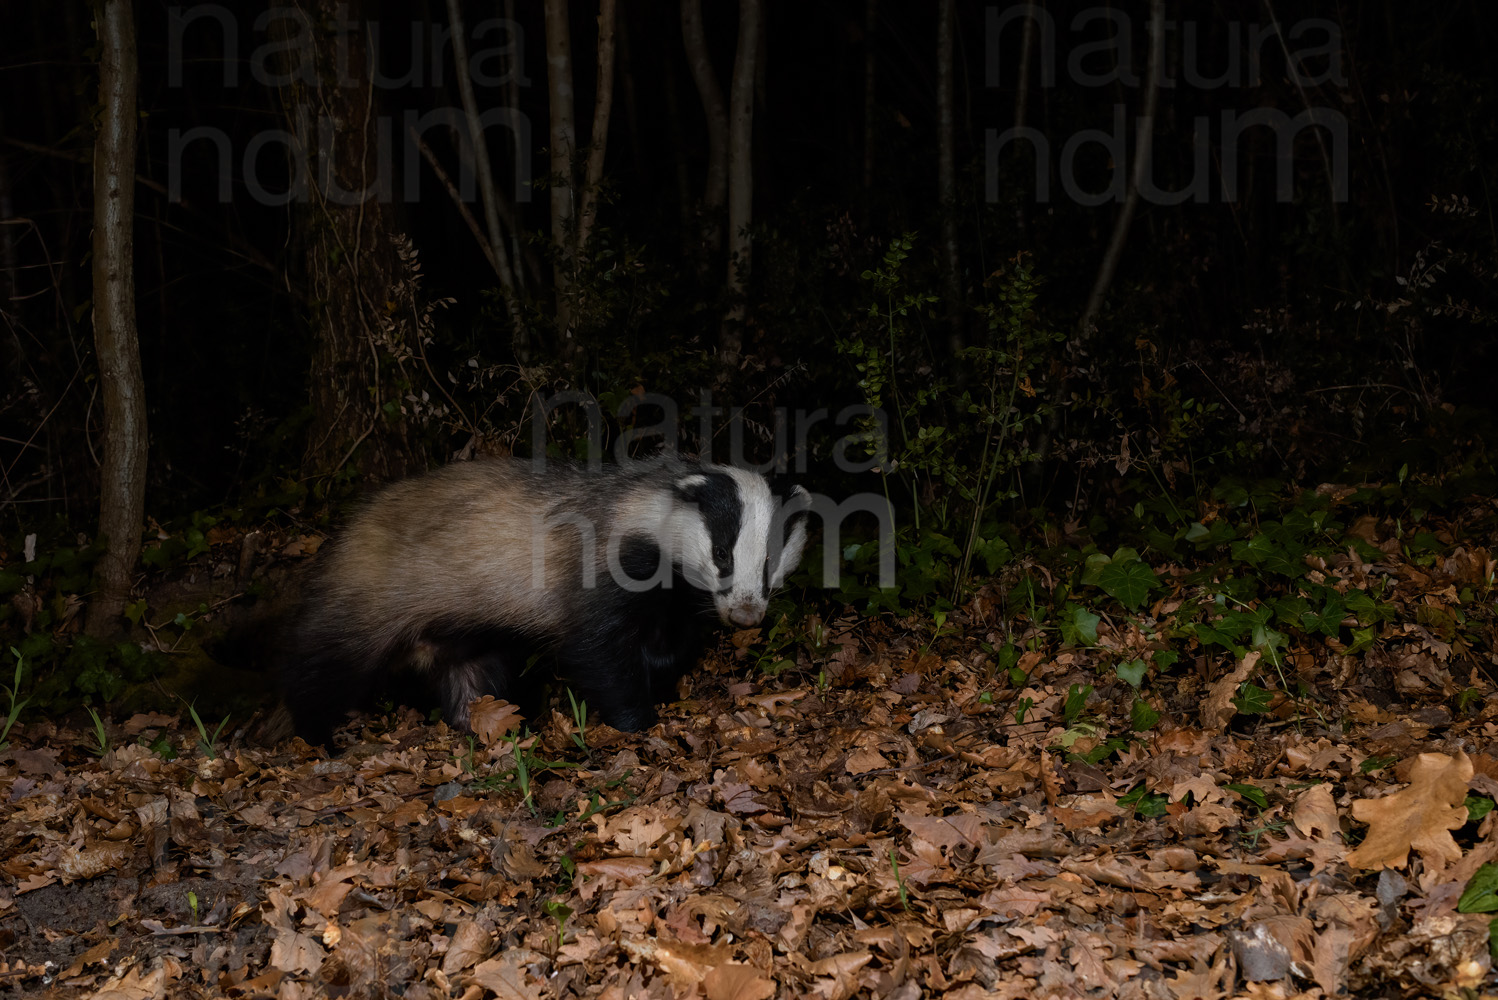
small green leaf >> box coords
[1467,796,1495,823]
[1129,698,1160,732]
[1231,683,1274,716]
[1062,684,1092,724]
[1227,783,1269,810]
[1119,785,1170,817]
[1114,658,1147,689]
[1458,863,1498,913]
[1062,604,1100,646]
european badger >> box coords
[283,457,810,744]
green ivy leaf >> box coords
[1119,785,1170,817]
[1061,604,1100,646]
[1129,698,1160,732]
[1114,658,1147,689]
[1231,683,1273,715]
[1097,560,1159,611]
[1062,684,1092,724]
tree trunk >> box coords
[936,0,962,354]
[1012,1,1038,236]
[1077,0,1165,336]
[87,0,147,637]
[862,0,877,192]
[723,0,761,359]
[446,0,519,302]
[680,0,727,253]
[274,0,420,481]
[616,9,649,189]
[576,0,617,253]
[544,0,577,348]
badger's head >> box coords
[671,467,810,627]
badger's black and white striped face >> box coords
[670,467,810,627]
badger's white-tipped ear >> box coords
[672,473,709,499]
[770,485,811,588]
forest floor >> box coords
[3,490,1498,999]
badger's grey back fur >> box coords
[283,456,809,744]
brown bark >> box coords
[723,0,762,358]
[87,0,148,636]
[1012,1,1038,236]
[1077,0,1165,336]
[445,0,519,301]
[544,0,578,346]
[937,0,962,352]
[862,0,877,191]
[274,0,420,480]
[680,0,727,249]
[576,0,617,253]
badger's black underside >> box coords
[282,566,712,746]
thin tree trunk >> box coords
[1013,1,1038,236]
[504,0,527,294]
[616,9,648,189]
[723,0,761,359]
[680,0,727,250]
[87,0,147,636]
[274,0,420,480]
[544,0,577,348]
[1077,0,1165,335]
[936,0,962,353]
[0,107,17,305]
[661,43,694,243]
[576,0,616,253]
[862,0,877,192]
[446,0,519,304]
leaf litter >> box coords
[3,501,1498,997]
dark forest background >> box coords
[0,0,1495,696]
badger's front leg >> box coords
[554,630,657,731]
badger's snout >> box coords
[726,606,764,628]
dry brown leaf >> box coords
[1170,802,1238,837]
[702,963,777,1000]
[844,745,890,774]
[81,962,168,1000]
[1291,783,1339,839]
[1201,650,1260,732]
[441,919,492,975]
[468,697,523,745]
[1346,751,1473,870]
[57,840,134,883]
[470,949,545,999]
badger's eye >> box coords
[713,545,729,563]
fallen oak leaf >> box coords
[1292,783,1340,840]
[468,697,523,746]
[79,961,168,1000]
[58,840,135,883]
[1200,650,1260,732]
[470,948,546,1000]
[1346,751,1473,871]
[702,962,777,1000]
